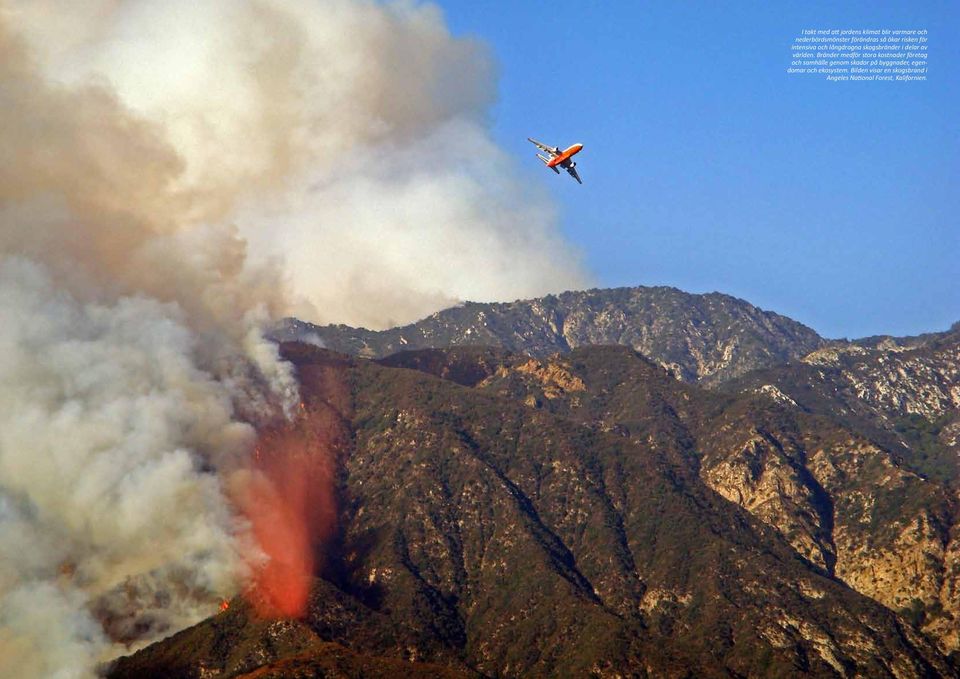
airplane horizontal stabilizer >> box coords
[537,154,560,173]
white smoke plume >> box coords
[0,1,587,676]
[0,12,297,676]
[9,0,588,328]
[0,259,268,675]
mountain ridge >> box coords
[275,285,830,385]
[276,285,958,388]
[111,287,960,677]
[109,343,959,677]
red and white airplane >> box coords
[528,138,584,184]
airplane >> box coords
[527,138,584,184]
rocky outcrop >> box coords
[486,358,585,402]
[732,331,960,484]
[802,340,960,421]
[702,431,835,571]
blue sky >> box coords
[439,1,958,339]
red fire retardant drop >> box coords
[239,422,336,618]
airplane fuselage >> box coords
[528,137,584,184]
[546,143,584,168]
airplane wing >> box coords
[565,164,582,184]
[527,137,558,156]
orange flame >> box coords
[219,599,230,612]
